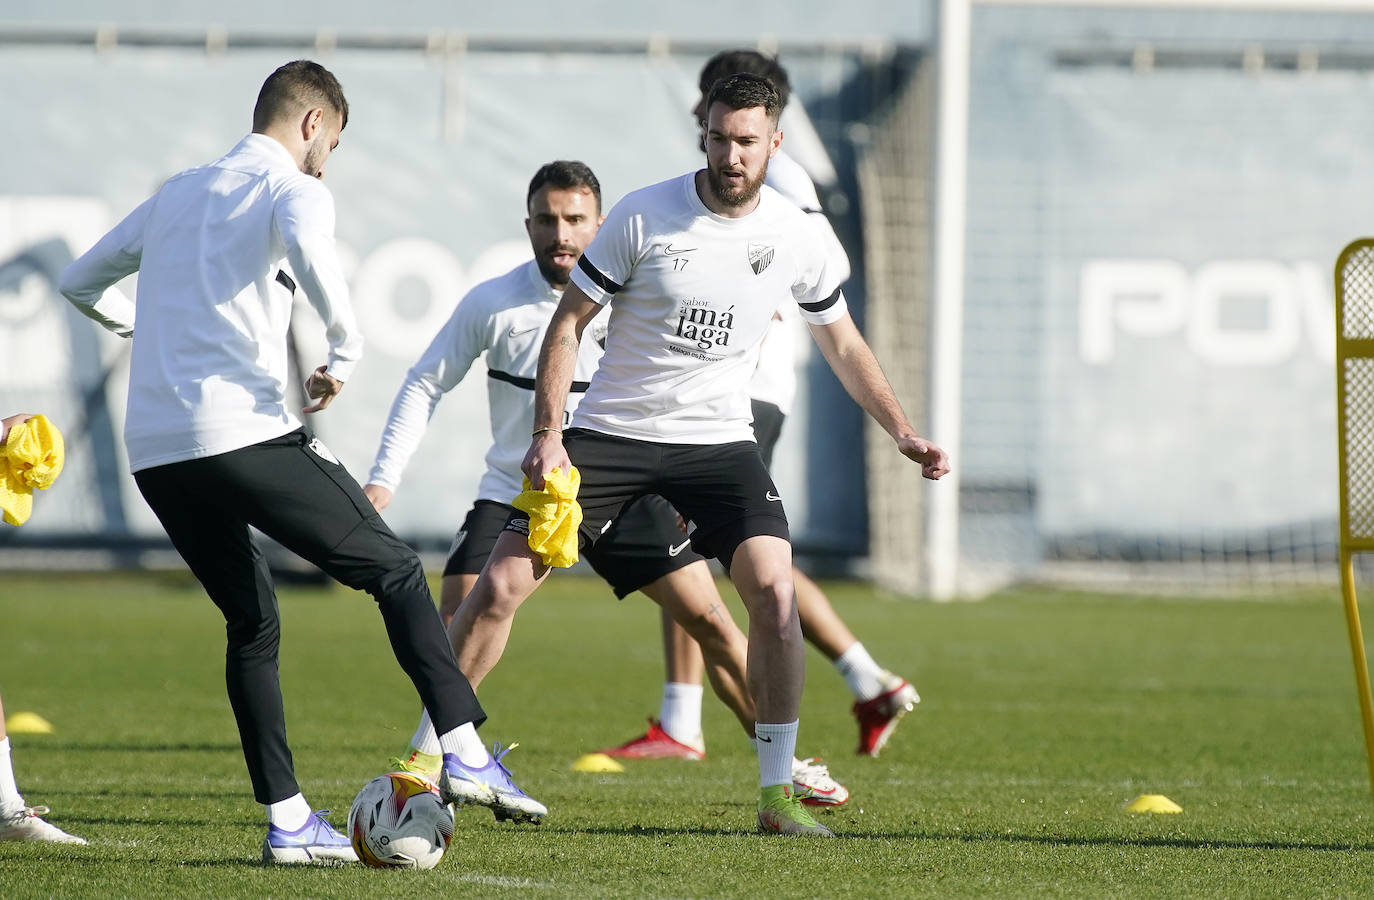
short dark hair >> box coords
[526,160,602,213]
[698,50,791,110]
[252,60,349,132]
[705,73,782,127]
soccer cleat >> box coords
[0,805,87,844]
[439,742,547,824]
[598,718,705,761]
[756,784,835,837]
[389,747,443,785]
[852,672,920,757]
[792,757,849,807]
[261,809,357,864]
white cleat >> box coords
[1,806,87,844]
[792,757,850,807]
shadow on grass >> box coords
[925,829,1374,853]
[0,853,351,871]
[63,742,242,753]
[557,823,1374,853]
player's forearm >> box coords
[812,320,917,442]
[532,313,580,432]
[58,253,137,337]
[368,376,441,491]
[287,234,362,382]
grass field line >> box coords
[456,873,558,889]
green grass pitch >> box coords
[2,572,1374,898]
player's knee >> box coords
[225,613,280,657]
[744,578,798,637]
[365,552,429,602]
[473,563,536,620]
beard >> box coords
[706,161,766,209]
[534,243,579,289]
[302,135,328,178]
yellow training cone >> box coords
[5,711,55,734]
[1124,793,1182,814]
[571,753,624,773]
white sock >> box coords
[0,737,23,812]
[410,709,442,756]
[753,721,799,788]
[835,642,889,701]
[438,722,490,768]
[658,682,704,744]
[266,793,311,831]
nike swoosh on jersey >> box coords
[667,540,691,557]
[507,324,540,338]
[663,244,697,256]
[766,491,782,501]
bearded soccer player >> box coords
[363,160,848,813]
[602,49,922,765]
[446,73,948,837]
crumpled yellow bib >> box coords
[0,415,65,526]
[511,466,583,568]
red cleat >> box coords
[598,718,705,760]
[853,674,920,757]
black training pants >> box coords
[134,429,483,804]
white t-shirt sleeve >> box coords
[570,198,641,306]
[274,178,363,383]
[367,293,488,492]
[791,223,848,326]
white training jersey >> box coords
[569,171,848,444]
[368,260,605,503]
[748,151,853,415]
[58,134,361,472]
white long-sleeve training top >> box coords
[59,133,362,473]
[367,260,605,504]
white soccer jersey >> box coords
[368,260,605,503]
[749,151,853,416]
[569,172,848,444]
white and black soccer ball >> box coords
[347,771,455,870]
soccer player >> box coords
[363,160,847,808]
[0,413,85,845]
[602,50,920,763]
[447,74,950,837]
[56,60,517,863]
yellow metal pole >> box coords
[1340,549,1374,803]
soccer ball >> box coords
[347,772,454,869]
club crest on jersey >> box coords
[748,242,774,275]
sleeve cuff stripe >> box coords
[576,255,623,295]
[798,287,842,314]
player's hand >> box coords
[1,413,35,447]
[521,430,569,490]
[303,365,343,413]
[363,483,393,511]
[898,435,951,480]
